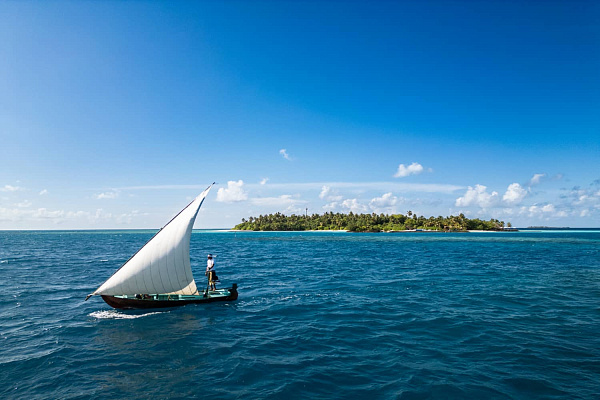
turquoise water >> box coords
[1,230,599,399]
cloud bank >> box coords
[456,183,529,208]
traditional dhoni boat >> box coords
[85,184,238,309]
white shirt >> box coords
[206,258,215,272]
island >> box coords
[234,212,513,232]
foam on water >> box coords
[89,310,169,320]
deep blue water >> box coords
[1,230,599,399]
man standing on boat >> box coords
[206,254,217,291]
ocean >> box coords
[1,230,599,399]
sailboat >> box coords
[85,183,238,309]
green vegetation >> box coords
[233,212,508,232]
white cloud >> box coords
[279,149,291,161]
[319,186,331,199]
[260,178,269,185]
[523,203,564,219]
[323,198,367,213]
[32,208,68,220]
[521,181,600,221]
[565,185,600,210]
[525,205,540,215]
[1,185,22,192]
[340,198,368,213]
[250,195,304,207]
[284,205,307,214]
[322,202,339,211]
[502,207,516,216]
[0,206,116,224]
[541,204,555,213]
[216,180,248,202]
[456,182,528,209]
[394,162,424,178]
[529,173,546,186]
[369,192,398,209]
[116,210,145,224]
[455,184,499,208]
[95,190,119,200]
[319,185,343,201]
[503,183,527,205]
[16,200,32,208]
[39,189,48,195]
[0,207,25,221]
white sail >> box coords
[92,185,212,296]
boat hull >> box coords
[101,284,238,310]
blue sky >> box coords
[1,0,599,229]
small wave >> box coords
[0,342,65,366]
[89,310,168,320]
[0,260,8,264]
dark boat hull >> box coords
[101,284,238,310]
